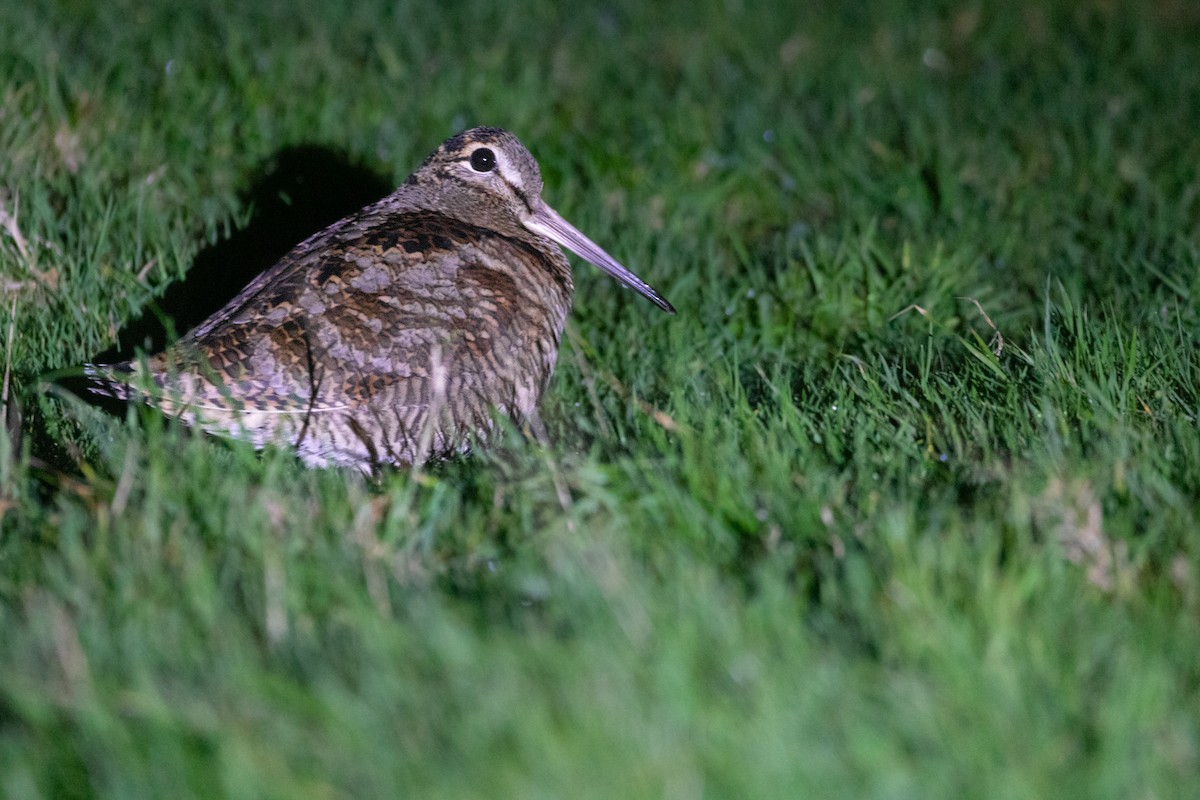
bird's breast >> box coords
[306,216,574,422]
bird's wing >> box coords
[98,210,547,433]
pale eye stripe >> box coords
[457,149,531,211]
[455,150,516,180]
[494,154,519,184]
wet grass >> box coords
[2,0,1200,797]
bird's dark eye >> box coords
[469,148,496,172]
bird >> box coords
[87,126,675,473]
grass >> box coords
[2,0,1200,796]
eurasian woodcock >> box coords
[88,127,674,472]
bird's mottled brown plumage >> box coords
[89,127,674,472]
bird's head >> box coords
[407,127,675,314]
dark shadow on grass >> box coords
[95,145,394,363]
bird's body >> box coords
[90,127,673,472]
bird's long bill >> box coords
[526,201,676,314]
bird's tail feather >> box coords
[82,362,138,401]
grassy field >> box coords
[3,0,1200,796]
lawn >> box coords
[2,0,1199,797]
